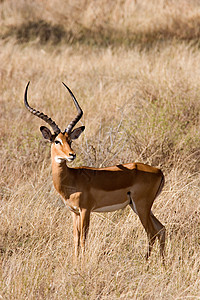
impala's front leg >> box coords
[80,208,91,259]
[72,212,81,263]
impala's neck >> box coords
[51,152,76,199]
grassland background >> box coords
[0,0,200,299]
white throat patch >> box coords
[55,156,64,164]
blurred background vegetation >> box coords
[0,0,199,299]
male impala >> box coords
[24,81,166,263]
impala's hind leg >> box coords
[128,192,164,261]
[145,214,165,263]
[150,212,166,264]
[146,230,157,260]
[128,193,154,258]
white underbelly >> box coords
[92,199,130,212]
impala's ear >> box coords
[40,126,54,142]
[70,126,85,140]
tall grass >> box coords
[0,0,200,299]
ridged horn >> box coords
[62,82,83,134]
[24,81,61,135]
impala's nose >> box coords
[67,153,76,161]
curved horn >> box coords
[24,81,61,135]
[62,82,83,134]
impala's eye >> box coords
[55,140,61,145]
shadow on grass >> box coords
[2,17,200,49]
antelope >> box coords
[24,81,166,263]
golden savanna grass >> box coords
[0,0,200,299]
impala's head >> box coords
[24,81,85,163]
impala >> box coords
[24,81,166,263]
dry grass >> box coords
[0,0,200,299]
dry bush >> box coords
[0,0,200,299]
